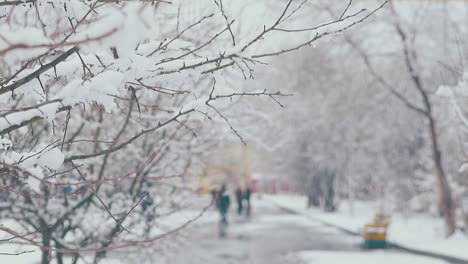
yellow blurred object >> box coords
[374,213,391,225]
[362,213,391,248]
[200,187,212,195]
[363,223,388,240]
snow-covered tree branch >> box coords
[0,0,387,263]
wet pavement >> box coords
[166,197,363,264]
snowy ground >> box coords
[0,195,459,264]
[264,194,468,262]
[165,197,357,264]
[295,251,450,264]
[0,220,40,264]
[163,195,450,264]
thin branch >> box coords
[0,47,78,97]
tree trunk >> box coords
[464,212,468,235]
[72,253,80,264]
[56,251,63,264]
[307,191,320,208]
[324,173,336,212]
[345,7,458,235]
[308,175,322,207]
[391,9,457,236]
[41,229,51,264]
[56,240,65,264]
[429,116,456,236]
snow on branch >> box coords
[0,0,387,261]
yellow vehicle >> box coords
[363,213,391,248]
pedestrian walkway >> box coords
[165,196,459,264]
[166,197,361,264]
[264,194,468,264]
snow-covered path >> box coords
[166,197,361,264]
[166,196,452,264]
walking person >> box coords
[216,184,230,237]
[211,187,218,206]
[244,185,251,218]
[235,186,243,216]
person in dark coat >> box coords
[235,187,243,215]
[216,184,230,225]
[211,188,218,208]
[244,185,251,217]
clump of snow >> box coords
[458,162,468,173]
[36,148,65,170]
[26,167,44,192]
[436,72,468,131]
[60,71,125,112]
[0,137,12,150]
[2,146,65,173]
[436,86,453,97]
[180,98,210,113]
[0,102,62,133]
[0,25,51,66]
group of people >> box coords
[235,185,251,217]
[212,184,252,226]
